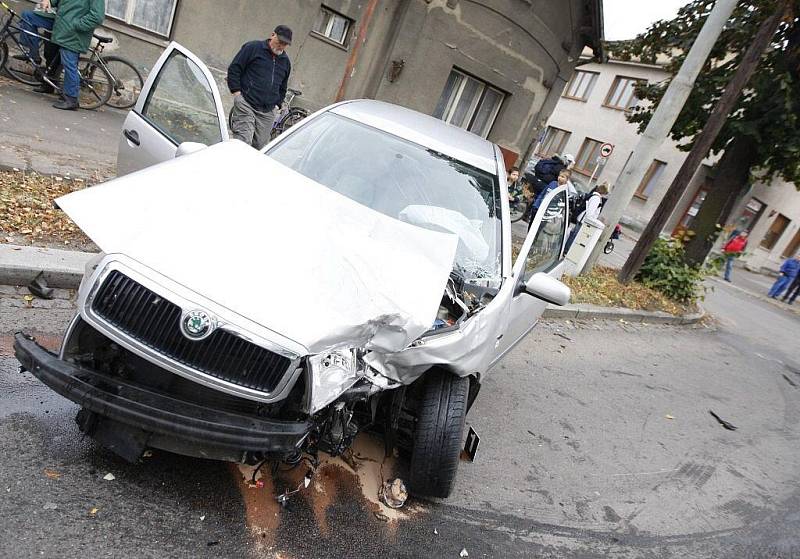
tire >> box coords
[101,55,143,109]
[77,59,113,109]
[3,30,42,85]
[604,240,614,254]
[0,41,8,74]
[409,370,469,498]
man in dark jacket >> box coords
[227,25,293,149]
[50,0,105,110]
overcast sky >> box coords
[603,0,688,40]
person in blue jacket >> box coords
[527,170,569,231]
[768,255,800,298]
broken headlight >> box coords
[307,349,364,413]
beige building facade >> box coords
[540,56,800,273]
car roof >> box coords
[331,100,498,174]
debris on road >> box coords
[374,511,390,522]
[200,515,205,521]
[379,478,408,509]
[42,502,57,510]
[460,548,469,557]
[709,410,738,431]
[665,414,675,420]
[43,468,61,480]
[27,272,54,300]
[275,469,315,506]
[434,528,439,535]
[88,507,99,517]
[555,332,573,342]
[103,473,116,481]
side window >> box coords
[523,191,566,280]
[141,51,222,145]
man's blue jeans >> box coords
[768,275,793,298]
[723,256,735,281]
[19,11,54,64]
[59,48,80,99]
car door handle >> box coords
[123,128,140,146]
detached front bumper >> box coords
[14,333,313,463]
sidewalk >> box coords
[0,75,123,179]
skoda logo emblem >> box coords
[181,310,213,340]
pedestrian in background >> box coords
[721,231,748,282]
[49,0,105,110]
[227,25,293,149]
[528,169,570,232]
[564,181,609,253]
[768,255,800,299]
[782,265,800,305]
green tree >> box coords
[612,0,800,265]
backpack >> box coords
[569,190,595,224]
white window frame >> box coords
[313,6,352,46]
[107,0,179,38]
[436,69,504,139]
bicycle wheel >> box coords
[603,240,615,254]
[0,40,7,73]
[77,59,112,109]
[509,199,528,223]
[2,30,42,85]
[100,55,143,109]
[282,107,308,132]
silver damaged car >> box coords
[15,43,571,498]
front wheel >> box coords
[408,370,469,498]
[604,240,615,254]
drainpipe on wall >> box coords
[335,0,380,102]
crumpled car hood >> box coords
[57,141,458,354]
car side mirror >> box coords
[524,273,571,306]
[175,142,207,158]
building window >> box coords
[312,6,352,45]
[106,0,177,37]
[761,214,791,250]
[635,160,667,199]
[536,127,571,157]
[783,229,800,258]
[563,70,598,101]
[574,138,605,174]
[433,69,504,139]
[604,76,642,110]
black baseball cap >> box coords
[274,25,293,45]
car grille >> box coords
[91,270,292,394]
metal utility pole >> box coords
[581,0,739,274]
[618,2,788,283]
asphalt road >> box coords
[1,279,799,558]
[0,75,123,179]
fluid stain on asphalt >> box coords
[233,433,426,553]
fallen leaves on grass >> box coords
[562,266,693,316]
[0,169,92,247]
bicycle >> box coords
[81,34,143,109]
[0,1,112,109]
[269,88,309,140]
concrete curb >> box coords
[542,302,705,325]
[1,243,708,325]
[0,245,95,289]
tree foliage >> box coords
[610,0,800,187]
